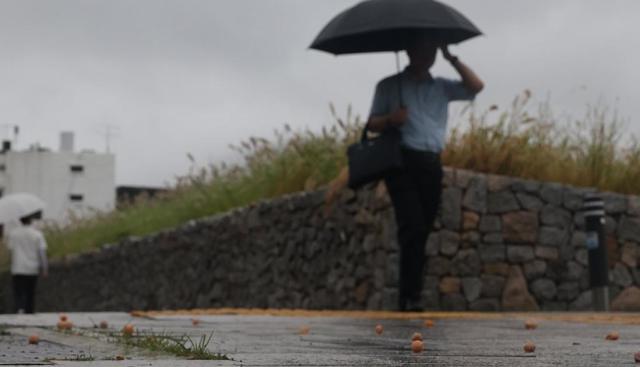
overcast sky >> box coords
[0,0,638,187]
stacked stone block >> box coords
[1,167,639,312]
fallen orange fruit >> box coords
[411,332,423,342]
[411,340,424,353]
[524,341,536,353]
[606,331,620,341]
[28,335,39,345]
[375,324,383,335]
[423,319,434,328]
[524,320,538,330]
[57,320,73,330]
[99,320,109,329]
[122,324,134,336]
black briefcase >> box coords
[347,126,403,189]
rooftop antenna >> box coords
[13,125,19,147]
[94,124,121,154]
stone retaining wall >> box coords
[2,168,640,312]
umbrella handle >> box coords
[395,52,404,108]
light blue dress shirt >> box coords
[369,68,475,153]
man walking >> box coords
[367,35,484,311]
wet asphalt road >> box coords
[1,312,639,366]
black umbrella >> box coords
[310,0,482,55]
[310,0,482,105]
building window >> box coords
[69,194,84,202]
[70,165,84,173]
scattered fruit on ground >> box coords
[606,331,620,341]
[99,320,109,329]
[122,324,135,336]
[57,321,73,330]
[375,324,383,335]
[424,319,434,328]
[299,325,310,335]
[524,320,538,330]
[411,340,424,353]
[524,341,536,353]
[411,332,423,341]
[28,335,39,345]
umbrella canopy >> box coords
[0,193,45,224]
[310,0,482,55]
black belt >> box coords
[401,147,441,162]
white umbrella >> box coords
[0,193,46,224]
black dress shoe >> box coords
[398,297,423,312]
[398,298,407,312]
[404,298,424,312]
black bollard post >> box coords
[583,193,609,311]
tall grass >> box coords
[39,105,362,260]
[442,91,640,193]
[3,92,638,263]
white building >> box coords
[0,132,115,224]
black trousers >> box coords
[12,275,38,314]
[385,148,443,306]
